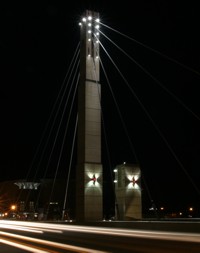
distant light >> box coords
[88,54,91,57]
[96,40,99,43]
[88,23,92,27]
[113,169,117,172]
[88,16,92,20]
[82,17,87,22]
[96,32,99,36]
[96,56,99,59]
[95,25,100,29]
[88,38,91,41]
[95,18,100,23]
[114,180,117,183]
[79,22,82,26]
[11,205,16,211]
[88,30,91,34]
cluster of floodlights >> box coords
[79,15,100,29]
[79,16,100,34]
[79,15,100,58]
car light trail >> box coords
[0,223,63,234]
[0,224,43,234]
[1,220,200,243]
[0,231,109,253]
[0,238,50,253]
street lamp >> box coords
[11,205,16,211]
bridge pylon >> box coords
[75,10,103,221]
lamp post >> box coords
[10,204,17,218]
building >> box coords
[0,179,74,220]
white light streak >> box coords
[1,220,200,243]
[0,231,106,253]
[0,223,62,234]
[0,224,43,234]
[0,238,49,253]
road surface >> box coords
[0,220,200,252]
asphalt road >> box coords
[1,220,200,252]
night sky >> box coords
[1,1,200,213]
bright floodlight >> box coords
[95,18,100,23]
[88,30,91,33]
[82,17,87,22]
[88,23,92,27]
[88,16,92,20]
[95,25,100,29]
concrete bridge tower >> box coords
[76,10,103,221]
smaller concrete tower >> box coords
[114,163,142,220]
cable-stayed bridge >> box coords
[1,9,200,223]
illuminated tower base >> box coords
[76,10,103,221]
[114,163,142,220]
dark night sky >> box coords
[1,1,200,212]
